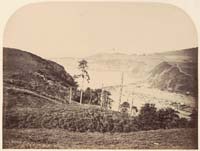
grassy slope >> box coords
[4,90,197,149]
[3,128,197,149]
[3,87,122,130]
[3,85,198,149]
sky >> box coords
[3,2,198,59]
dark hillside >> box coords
[149,61,198,96]
[3,47,77,107]
[154,47,198,59]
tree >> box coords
[138,103,158,130]
[75,59,90,104]
[90,89,103,106]
[102,90,113,109]
[157,108,180,129]
[83,87,92,104]
[119,102,130,114]
[83,88,113,108]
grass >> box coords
[4,89,125,132]
[3,87,198,149]
[3,128,197,149]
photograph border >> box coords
[0,0,199,150]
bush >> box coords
[177,118,190,128]
[4,103,192,133]
[157,108,180,129]
[189,109,198,128]
[138,103,159,130]
[137,103,190,130]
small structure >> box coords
[130,106,138,116]
[119,102,138,116]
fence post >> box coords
[100,84,104,107]
[69,87,72,104]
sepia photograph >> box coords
[2,1,198,149]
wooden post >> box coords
[105,92,108,110]
[89,88,92,105]
[69,87,72,104]
[100,84,104,107]
[80,90,83,104]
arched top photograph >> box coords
[2,1,198,149]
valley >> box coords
[52,47,198,118]
[105,82,196,118]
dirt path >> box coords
[175,64,192,77]
[4,86,65,104]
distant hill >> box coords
[86,52,132,61]
[154,47,198,58]
[3,47,77,110]
[148,47,198,96]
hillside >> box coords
[148,61,198,96]
[153,47,198,60]
[148,47,198,96]
[3,47,77,109]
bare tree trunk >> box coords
[118,72,124,111]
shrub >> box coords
[189,109,198,128]
[177,117,189,128]
[138,103,159,130]
[4,103,192,132]
[157,108,180,129]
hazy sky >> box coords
[3,2,198,59]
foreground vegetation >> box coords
[3,128,197,149]
[4,88,197,133]
[4,100,197,132]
